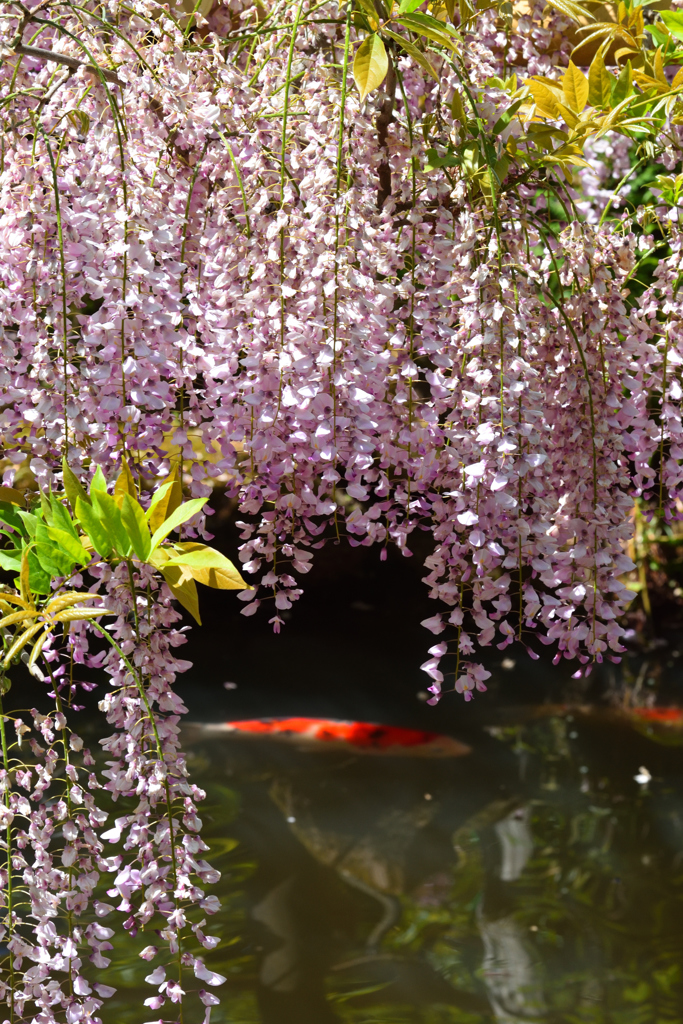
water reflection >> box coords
[104,707,683,1022]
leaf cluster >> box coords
[0,461,250,675]
[347,0,683,199]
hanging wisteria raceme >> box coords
[0,0,682,1012]
[0,547,228,1022]
[2,0,675,688]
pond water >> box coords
[100,695,683,1024]
[11,538,683,1023]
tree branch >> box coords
[14,43,120,85]
[376,56,396,211]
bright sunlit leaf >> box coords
[353,33,389,101]
[562,61,589,113]
[149,497,208,553]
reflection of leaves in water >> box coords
[329,981,393,1003]
[331,715,683,1022]
[487,717,683,1022]
[103,716,683,1022]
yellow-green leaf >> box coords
[356,0,380,29]
[90,466,107,497]
[556,101,579,128]
[661,10,683,42]
[3,620,44,669]
[527,79,561,118]
[0,487,25,507]
[383,29,438,81]
[147,547,170,570]
[20,548,30,603]
[149,497,208,553]
[397,12,456,49]
[62,459,90,510]
[165,542,250,590]
[353,34,388,102]
[450,88,467,122]
[27,627,50,674]
[545,0,593,22]
[161,566,202,624]
[588,51,614,108]
[114,459,137,508]
[148,466,182,534]
[46,527,90,567]
[121,493,152,562]
[562,60,589,113]
[54,608,114,623]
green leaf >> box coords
[403,9,458,34]
[90,466,107,497]
[612,60,633,106]
[491,98,524,135]
[121,493,152,562]
[39,490,53,525]
[149,497,208,553]
[46,527,90,567]
[397,12,456,48]
[0,549,21,572]
[161,565,202,624]
[646,22,670,46]
[27,549,51,595]
[91,489,132,557]
[34,523,75,578]
[50,494,79,540]
[660,10,683,42]
[424,146,459,170]
[164,542,250,589]
[76,498,112,558]
[353,34,389,102]
[0,502,26,536]
[148,468,183,533]
[398,0,423,12]
[62,459,90,511]
[17,511,40,539]
[383,28,438,80]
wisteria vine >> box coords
[1,0,683,1014]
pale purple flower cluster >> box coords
[0,3,677,681]
[0,0,680,1007]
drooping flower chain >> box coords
[0,0,680,1012]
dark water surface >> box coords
[17,538,683,1023]
[101,697,683,1024]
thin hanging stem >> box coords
[0,690,15,1024]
